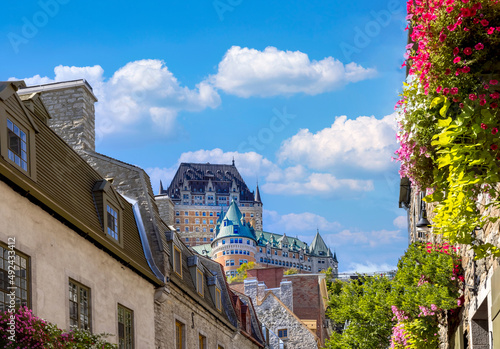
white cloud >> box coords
[277,113,398,172]
[145,148,374,197]
[208,46,376,97]
[323,228,403,248]
[264,209,341,234]
[11,60,221,136]
[393,215,407,229]
[342,262,397,274]
[261,173,374,196]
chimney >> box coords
[279,280,293,311]
[18,79,98,153]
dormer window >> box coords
[196,269,204,296]
[173,246,182,277]
[7,119,28,171]
[106,204,119,240]
[92,179,124,246]
[215,288,222,312]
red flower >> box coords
[469,94,477,101]
[464,47,472,55]
[448,24,457,31]
[446,6,454,12]
[484,84,490,90]
[451,87,458,95]
[445,69,451,75]
[490,80,499,85]
[453,47,459,55]
[475,43,484,50]
[462,66,470,73]
[453,56,461,64]
[480,99,487,106]
[439,33,447,42]
[436,86,443,93]
[491,144,498,151]
[481,123,488,130]
[492,103,499,109]
[479,94,486,99]
[491,92,500,99]
[481,19,489,26]
[487,27,495,35]
[473,18,480,24]
[443,88,450,95]
[492,128,499,135]
[453,98,460,102]
[459,103,464,108]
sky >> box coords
[0,0,409,273]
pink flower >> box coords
[436,86,443,93]
[484,84,490,90]
[491,92,500,99]
[439,33,447,42]
[447,24,457,31]
[480,99,487,106]
[479,94,486,99]
[451,87,458,95]
[488,27,495,35]
[469,93,477,101]
[464,47,472,55]
[481,19,489,26]
[492,128,498,135]
[475,43,484,50]
[443,88,450,95]
[481,123,488,130]
[453,56,461,64]
[490,80,498,85]
[459,103,464,108]
[446,6,454,12]
[491,144,498,151]
[453,47,459,55]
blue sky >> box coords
[1,0,409,273]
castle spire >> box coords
[255,183,262,203]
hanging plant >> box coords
[395,0,500,258]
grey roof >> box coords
[162,162,256,202]
[309,230,331,256]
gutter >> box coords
[123,196,165,283]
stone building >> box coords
[11,79,265,349]
[193,200,338,278]
[243,278,320,349]
[400,180,500,349]
[0,80,162,347]
[156,162,263,246]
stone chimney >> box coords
[280,280,293,311]
[244,278,258,304]
[18,79,98,153]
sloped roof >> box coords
[162,162,256,202]
[256,231,308,251]
[215,200,257,241]
[309,230,331,256]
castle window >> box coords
[202,212,206,216]
[176,227,180,232]
[210,212,213,216]
[195,219,200,224]
[210,228,214,233]
[184,211,189,216]
[247,240,250,245]
[173,246,182,277]
[118,304,134,349]
[230,238,234,243]
[176,218,180,224]
[185,219,189,224]
[185,227,189,232]
[176,211,179,216]
[69,280,91,331]
[234,226,239,234]
[196,212,199,216]
[210,220,214,224]
[239,239,242,244]
[185,238,189,242]
[222,240,225,244]
[260,257,263,262]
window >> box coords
[247,240,250,245]
[202,212,206,216]
[185,219,189,224]
[173,246,182,277]
[210,228,214,233]
[7,119,28,172]
[184,211,188,216]
[185,227,189,232]
[278,329,288,338]
[195,219,200,224]
[210,212,213,216]
[176,211,180,216]
[118,304,134,349]
[196,269,204,296]
[195,212,199,216]
[222,240,225,244]
[210,219,214,224]
[176,218,180,224]
[215,288,222,311]
[230,238,234,243]
[199,333,207,349]
[69,280,91,330]
[0,243,29,311]
[175,320,185,349]
[107,205,119,241]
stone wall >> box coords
[156,194,174,226]
[34,82,97,153]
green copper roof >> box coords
[191,243,212,255]
[309,230,330,256]
[214,200,256,241]
[256,231,308,252]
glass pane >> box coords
[13,124,19,137]
[7,119,13,130]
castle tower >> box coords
[210,200,257,277]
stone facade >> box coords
[20,80,97,153]
[156,194,175,226]
[244,278,319,349]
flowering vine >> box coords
[395,0,500,258]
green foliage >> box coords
[325,243,463,349]
[284,267,299,275]
[227,261,255,283]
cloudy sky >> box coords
[1,0,409,273]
